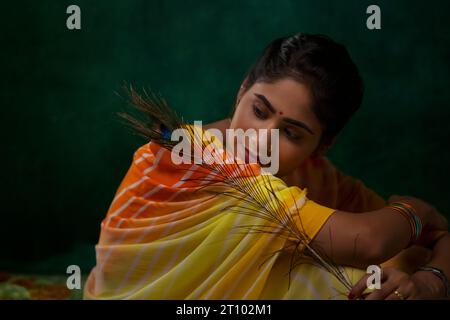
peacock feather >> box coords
[116,84,354,295]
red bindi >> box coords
[279,111,283,115]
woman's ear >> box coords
[236,76,250,103]
[230,76,251,119]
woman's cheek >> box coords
[277,145,297,172]
[282,144,308,167]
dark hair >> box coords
[239,32,364,148]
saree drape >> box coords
[84,127,365,300]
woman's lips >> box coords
[244,147,265,166]
[244,147,251,163]
[235,142,270,167]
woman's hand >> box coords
[349,267,446,300]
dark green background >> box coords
[1,0,449,275]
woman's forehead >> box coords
[247,79,319,127]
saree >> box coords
[84,123,367,300]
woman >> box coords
[84,33,449,300]
[204,33,450,299]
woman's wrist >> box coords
[415,266,450,298]
[412,270,447,298]
[385,200,424,247]
[390,198,430,223]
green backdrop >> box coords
[1,0,449,274]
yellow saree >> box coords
[84,124,367,300]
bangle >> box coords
[387,201,423,247]
[416,266,450,298]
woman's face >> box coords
[229,77,323,177]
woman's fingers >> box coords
[386,283,415,300]
[385,291,403,300]
[350,267,415,300]
[349,273,371,299]
[350,268,389,299]
[364,281,398,300]
[377,275,416,300]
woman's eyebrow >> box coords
[282,117,314,135]
[253,93,314,135]
[254,93,276,113]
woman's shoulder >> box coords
[289,156,340,208]
[312,158,387,211]
[297,156,339,183]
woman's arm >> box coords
[310,199,448,269]
[204,119,448,270]
[300,162,447,269]
[311,207,410,268]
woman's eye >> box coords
[284,127,300,140]
[253,104,267,119]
